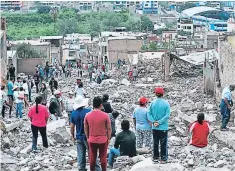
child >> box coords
[13,86,24,118]
[65,91,75,123]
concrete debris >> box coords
[0,55,233,171]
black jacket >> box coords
[102,101,113,113]
[49,80,58,89]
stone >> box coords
[168,136,181,146]
[136,148,151,155]
[19,144,31,154]
[67,150,77,158]
[192,167,229,171]
[195,102,203,109]
[18,158,30,166]
[180,103,193,112]
[52,127,70,143]
[130,158,185,171]
[131,155,145,164]
[0,120,6,133]
[214,160,226,168]
[2,137,11,149]
[188,159,194,166]
[147,77,153,82]
[47,119,67,134]
[6,120,24,132]
[121,78,130,86]
[0,155,18,164]
[32,165,41,171]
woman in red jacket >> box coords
[189,113,210,148]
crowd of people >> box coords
[3,58,234,171]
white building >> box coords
[162,30,178,41]
[227,18,235,32]
[177,19,194,34]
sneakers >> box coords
[152,157,159,163]
[161,160,167,164]
[220,127,229,131]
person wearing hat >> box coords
[13,85,24,118]
[133,96,152,149]
[147,87,170,163]
[49,90,62,119]
[65,91,75,123]
[70,96,101,171]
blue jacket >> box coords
[147,98,170,131]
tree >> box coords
[16,43,41,59]
[57,18,78,36]
[140,15,154,32]
[50,7,59,32]
[37,5,51,14]
[149,42,158,51]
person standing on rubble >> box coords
[75,79,86,98]
[7,77,14,117]
[84,96,112,171]
[22,80,30,109]
[109,111,119,138]
[13,85,24,118]
[133,97,152,148]
[70,96,101,171]
[132,67,138,81]
[39,82,48,106]
[28,96,49,151]
[9,64,16,81]
[147,87,170,163]
[33,71,40,93]
[65,91,75,123]
[102,94,113,114]
[49,90,62,120]
[28,76,34,103]
[220,85,235,131]
[1,85,9,118]
[49,77,58,95]
[44,62,50,82]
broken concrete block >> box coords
[0,120,6,133]
[131,155,145,164]
[6,120,24,132]
[0,155,18,164]
[52,127,70,144]
[180,103,193,112]
[19,144,31,154]
[2,137,11,149]
[47,119,67,134]
[195,102,203,109]
[121,78,130,86]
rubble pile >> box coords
[1,57,234,171]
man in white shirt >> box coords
[0,85,8,118]
[22,80,30,108]
[13,86,24,118]
[65,91,75,123]
[75,79,86,98]
[220,85,235,131]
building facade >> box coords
[0,1,23,10]
[142,1,158,14]
[0,17,7,79]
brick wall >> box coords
[219,36,235,88]
[17,58,45,75]
[108,39,143,63]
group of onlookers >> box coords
[4,61,235,171]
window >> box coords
[104,46,107,53]
[178,25,180,28]
[184,26,186,29]
[154,4,157,6]
[69,51,76,56]
[80,45,85,49]
[187,26,191,30]
[145,4,149,6]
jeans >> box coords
[31,125,48,150]
[152,130,168,161]
[76,139,101,171]
[108,148,120,166]
[88,142,108,171]
[16,103,23,118]
[28,89,32,102]
[220,99,231,128]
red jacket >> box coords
[189,121,210,148]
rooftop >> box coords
[179,49,219,65]
[108,36,137,41]
[10,40,51,46]
[101,31,146,38]
[139,51,165,60]
[40,36,63,40]
[182,6,221,18]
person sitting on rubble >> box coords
[102,94,113,114]
[65,91,75,123]
[49,77,58,95]
[133,97,152,149]
[28,96,49,151]
[109,111,119,138]
[188,113,210,148]
[108,120,136,167]
[49,90,62,120]
[220,85,235,131]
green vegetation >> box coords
[2,8,154,40]
[17,43,41,58]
